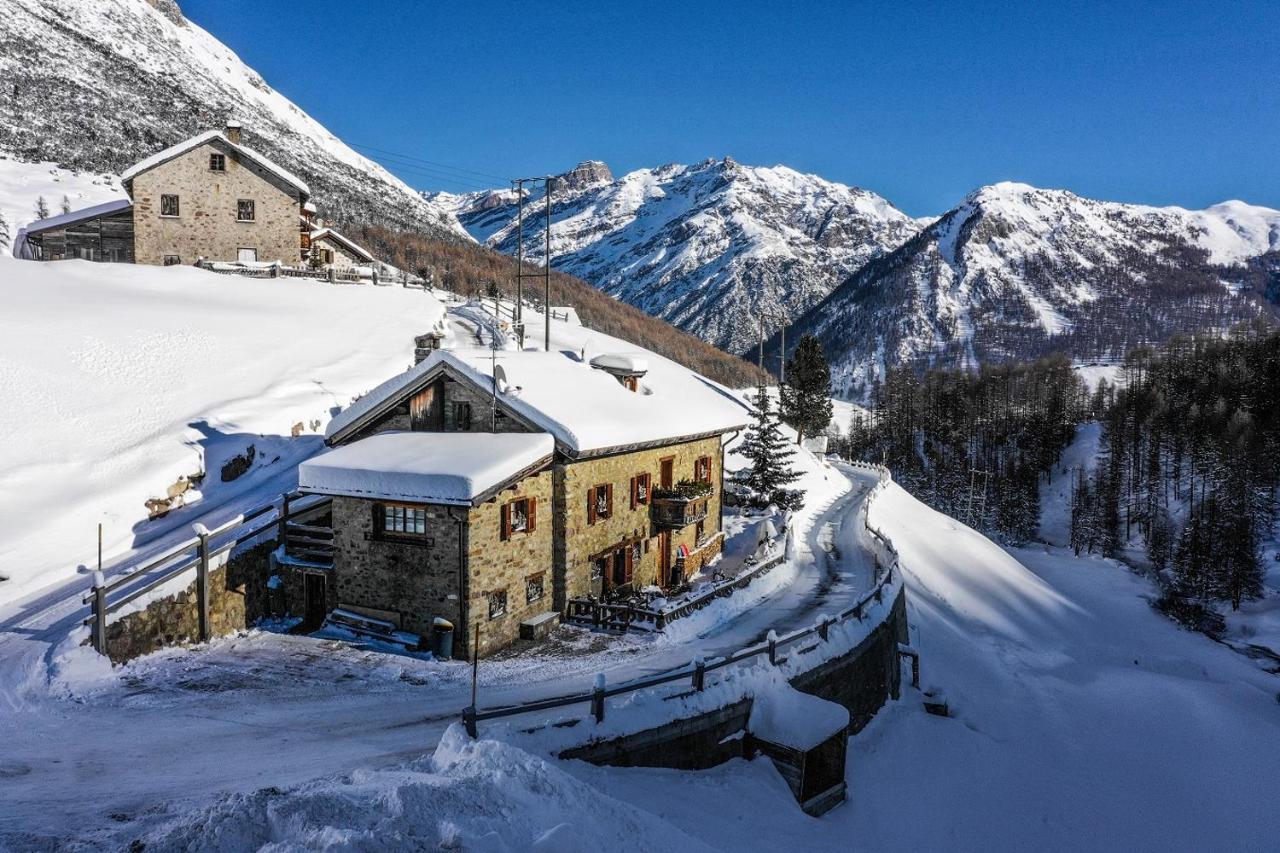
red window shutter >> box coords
[630,477,637,510]
[606,483,614,515]
[527,497,537,533]
[500,502,510,540]
[624,546,634,583]
[587,487,597,525]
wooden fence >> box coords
[82,492,331,654]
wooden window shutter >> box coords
[629,476,638,510]
[500,502,510,540]
[624,545,634,583]
[587,487,597,525]
[606,483,614,515]
[527,497,537,532]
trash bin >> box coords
[432,617,454,659]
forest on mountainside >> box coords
[836,353,1087,543]
[350,224,768,389]
[1071,324,1280,613]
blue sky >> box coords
[183,0,1278,217]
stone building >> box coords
[17,124,373,273]
[296,347,750,658]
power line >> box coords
[347,141,508,183]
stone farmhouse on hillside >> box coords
[288,347,750,659]
[15,123,375,271]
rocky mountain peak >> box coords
[554,160,613,193]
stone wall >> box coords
[131,138,302,265]
[102,542,273,663]
[557,434,724,607]
[313,233,366,271]
[464,468,556,657]
[330,496,465,641]
[347,375,537,440]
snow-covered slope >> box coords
[784,182,1280,399]
[0,256,446,602]
[0,0,464,238]
[428,158,920,352]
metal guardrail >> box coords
[464,463,902,737]
[81,491,332,654]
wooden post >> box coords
[277,492,291,549]
[471,622,480,711]
[463,705,478,739]
[97,522,102,576]
[91,571,108,655]
[196,527,211,642]
[693,657,706,691]
[327,267,336,284]
[767,629,778,665]
[819,617,830,642]
[591,673,606,723]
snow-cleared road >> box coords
[0,461,881,846]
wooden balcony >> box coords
[650,494,710,530]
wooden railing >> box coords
[650,495,710,530]
[81,492,332,654]
[472,464,902,737]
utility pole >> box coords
[512,175,556,351]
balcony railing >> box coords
[650,494,709,529]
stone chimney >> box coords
[225,121,243,145]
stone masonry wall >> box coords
[557,435,724,607]
[347,376,536,441]
[103,542,273,663]
[131,138,302,265]
[464,467,555,658]
[330,496,464,642]
[313,233,366,271]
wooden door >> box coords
[409,381,443,430]
[657,530,671,587]
[660,457,674,489]
[303,572,327,629]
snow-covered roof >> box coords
[326,348,751,457]
[589,352,649,375]
[19,199,133,235]
[120,130,310,197]
[311,227,374,262]
[299,431,554,506]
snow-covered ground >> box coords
[0,256,447,603]
[0,156,125,248]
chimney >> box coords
[225,121,243,145]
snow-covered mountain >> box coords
[0,0,463,238]
[428,158,921,353]
[780,182,1280,399]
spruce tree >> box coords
[739,384,803,509]
[780,334,834,445]
[60,194,72,215]
[34,195,49,220]
[0,212,9,251]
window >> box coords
[209,153,226,172]
[379,503,427,536]
[237,199,256,222]
[487,589,507,619]
[630,473,651,508]
[163,255,181,266]
[526,573,545,605]
[610,546,634,587]
[317,248,334,265]
[591,557,606,581]
[160,194,180,217]
[500,497,536,540]
[453,402,473,431]
[587,484,613,524]
[694,455,713,484]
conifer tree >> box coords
[739,384,803,509]
[0,211,9,251]
[780,334,834,445]
[34,195,49,220]
[59,194,71,215]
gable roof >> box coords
[310,227,374,262]
[325,347,751,457]
[13,199,134,258]
[299,431,554,506]
[120,130,310,198]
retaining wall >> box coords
[101,543,273,663]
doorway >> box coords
[657,530,672,588]
[302,572,327,630]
